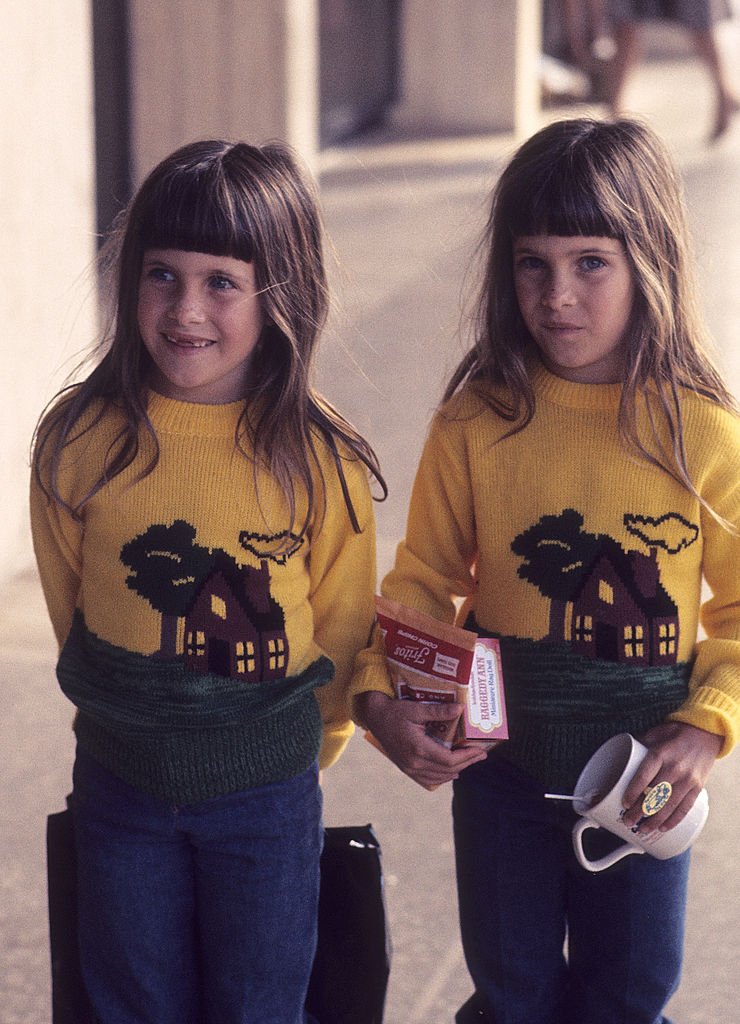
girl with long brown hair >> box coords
[354,117,739,1023]
[32,139,385,1024]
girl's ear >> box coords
[252,322,275,360]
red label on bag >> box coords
[376,607,475,689]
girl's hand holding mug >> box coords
[571,730,714,872]
[621,721,723,834]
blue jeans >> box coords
[71,746,323,1024]
[452,754,688,1024]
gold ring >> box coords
[641,781,672,816]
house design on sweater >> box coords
[120,520,290,680]
[511,509,698,667]
[184,555,288,681]
[567,544,678,665]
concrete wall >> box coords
[400,0,541,135]
[128,0,320,184]
[0,2,97,580]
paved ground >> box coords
[2,37,739,1024]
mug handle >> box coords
[572,818,645,873]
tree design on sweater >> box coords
[120,520,301,680]
[511,509,698,665]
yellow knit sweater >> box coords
[31,391,377,792]
[352,364,740,787]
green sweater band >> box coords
[59,611,334,804]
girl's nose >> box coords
[167,285,206,323]
[542,275,575,308]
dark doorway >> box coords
[595,622,620,662]
[92,0,132,241]
[208,638,232,677]
[319,0,401,146]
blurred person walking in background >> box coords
[607,0,740,140]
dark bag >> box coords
[46,805,96,1024]
[305,824,391,1024]
[47,807,390,1024]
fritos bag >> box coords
[372,597,508,750]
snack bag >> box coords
[373,597,508,749]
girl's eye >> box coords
[581,256,606,271]
[516,256,545,271]
[145,266,175,283]
[209,275,236,291]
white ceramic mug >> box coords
[572,733,709,873]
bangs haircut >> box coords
[135,143,256,263]
[498,121,628,242]
[503,159,622,241]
